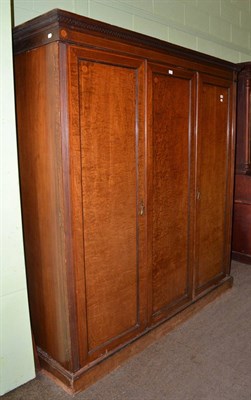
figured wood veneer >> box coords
[80,60,138,351]
[13,9,237,393]
[196,77,232,292]
[150,67,195,319]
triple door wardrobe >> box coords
[13,9,237,393]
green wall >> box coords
[1,0,250,395]
[0,0,35,395]
[14,0,251,62]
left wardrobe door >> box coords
[68,46,148,366]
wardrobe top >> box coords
[238,62,251,78]
[13,8,238,71]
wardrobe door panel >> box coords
[195,75,232,293]
[81,60,138,352]
[69,47,147,363]
[148,64,196,322]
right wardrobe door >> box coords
[195,74,233,295]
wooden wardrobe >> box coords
[232,63,251,264]
[13,9,237,393]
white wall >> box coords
[0,0,35,395]
[1,0,250,395]
[14,0,251,62]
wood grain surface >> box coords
[196,76,231,292]
[80,60,138,351]
[232,63,251,264]
[148,65,196,322]
[15,43,73,370]
[68,46,147,363]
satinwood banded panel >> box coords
[195,75,233,293]
[147,64,196,323]
[68,46,147,363]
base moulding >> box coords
[37,275,233,394]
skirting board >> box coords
[232,251,251,265]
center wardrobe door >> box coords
[147,64,196,324]
[68,47,147,365]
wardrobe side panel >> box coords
[14,44,72,369]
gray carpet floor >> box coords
[3,261,251,400]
